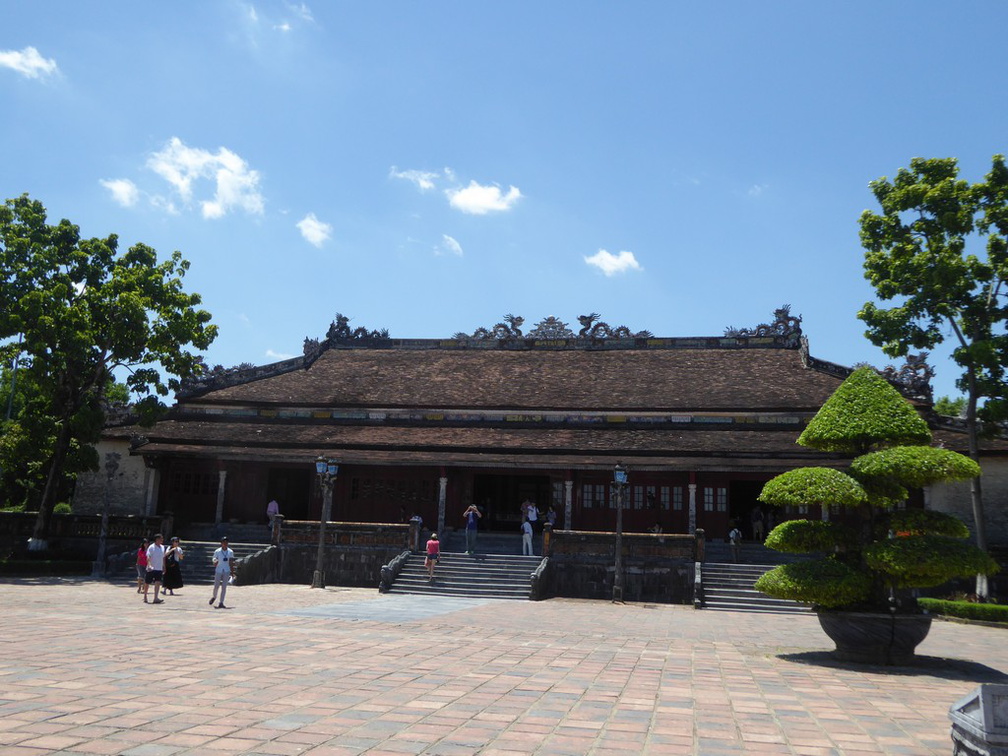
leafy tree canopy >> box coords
[850,445,981,491]
[797,367,931,453]
[0,194,217,540]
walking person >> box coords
[144,534,166,604]
[209,537,235,609]
[521,517,534,556]
[163,537,184,596]
[728,522,742,563]
[526,499,540,533]
[462,504,481,554]
[266,499,279,530]
[135,538,149,593]
[751,506,765,542]
[425,532,440,583]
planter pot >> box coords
[817,610,932,666]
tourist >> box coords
[650,521,663,534]
[547,505,557,528]
[209,537,235,609]
[751,506,765,542]
[163,537,184,596]
[462,504,481,554]
[525,499,539,533]
[144,534,166,604]
[266,499,279,530]
[521,517,534,556]
[135,538,148,593]
[425,532,440,583]
[728,523,742,563]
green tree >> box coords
[933,395,967,418]
[858,155,1008,559]
[0,194,217,545]
[756,368,996,617]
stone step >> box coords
[387,554,537,599]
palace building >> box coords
[91,308,1008,545]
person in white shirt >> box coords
[144,533,166,605]
[209,537,235,609]
[521,518,534,556]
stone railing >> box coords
[379,550,412,593]
[530,557,551,601]
[544,529,700,603]
[0,512,174,553]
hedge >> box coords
[918,598,1008,624]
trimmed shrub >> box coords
[764,520,859,554]
[797,367,931,452]
[864,536,1000,588]
[883,509,971,539]
[851,446,981,489]
[758,467,866,509]
[918,598,1008,623]
[754,559,871,608]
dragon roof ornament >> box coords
[455,313,652,342]
[724,304,803,346]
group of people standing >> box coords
[134,534,184,604]
[135,535,235,608]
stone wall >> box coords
[929,457,1008,547]
[276,520,410,586]
[71,439,149,516]
[546,530,697,604]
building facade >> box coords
[88,310,1006,544]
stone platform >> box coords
[0,577,1005,754]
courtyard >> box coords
[0,578,1005,755]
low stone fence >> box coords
[0,512,173,557]
[544,529,700,604]
[275,520,411,586]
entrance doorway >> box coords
[267,468,312,522]
[472,473,551,531]
[728,480,766,540]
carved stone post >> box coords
[271,514,284,546]
[564,479,573,530]
[437,475,447,536]
[688,483,697,534]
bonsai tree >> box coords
[755,367,998,613]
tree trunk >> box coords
[965,373,989,599]
[30,420,74,545]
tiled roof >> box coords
[187,346,845,411]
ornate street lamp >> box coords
[311,456,339,589]
[612,461,628,603]
[91,452,121,577]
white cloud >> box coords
[0,46,58,79]
[446,181,522,215]
[146,137,264,219]
[748,184,769,197]
[274,22,291,32]
[266,349,294,361]
[584,249,643,277]
[437,234,464,256]
[99,178,140,208]
[296,212,332,247]
[390,166,439,191]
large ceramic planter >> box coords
[817,610,933,665]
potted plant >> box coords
[755,367,999,664]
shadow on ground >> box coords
[779,651,1008,682]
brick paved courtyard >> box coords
[0,578,1005,755]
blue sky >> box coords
[2,2,1005,402]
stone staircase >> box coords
[700,540,811,614]
[104,541,267,587]
[386,551,541,600]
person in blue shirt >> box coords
[462,504,482,554]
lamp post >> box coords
[311,456,339,589]
[612,461,628,603]
[91,452,121,578]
